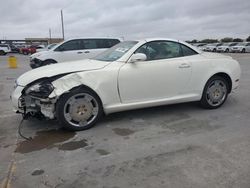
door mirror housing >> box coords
[130,53,147,63]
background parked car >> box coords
[204,43,223,52]
[9,45,20,53]
[216,42,238,53]
[30,38,121,68]
[21,45,45,55]
[230,42,250,53]
[192,43,207,51]
[0,44,11,55]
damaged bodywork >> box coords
[13,63,122,120]
[11,38,241,131]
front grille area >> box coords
[18,97,25,109]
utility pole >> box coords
[61,9,65,40]
[49,28,52,44]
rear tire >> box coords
[200,76,229,109]
[56,87,103,131]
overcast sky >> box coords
[1,0,250,41]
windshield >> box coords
[48,43,57,49]
[207,43,217,46]
[93,41,138,62]
[229,43,237,46]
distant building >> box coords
[0,38,63,45]
[25,38,63,45]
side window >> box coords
[82,39,97,49]
[109,39,120,47]
[96,39,120,48]
[96,39,107,48]
[180,44,198,56]
[135,41,182,61]
[57,40,81,51]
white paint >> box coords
[11,38,241,117]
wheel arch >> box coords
[43,59,57,64]
[54,84,104,117]
[206,72,232,93]
[70,84,103,106]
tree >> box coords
[221,37,233,42]
[233,38,243,42]
[246,36,250,42]
[200,39,219,43]
[191,39,198,43]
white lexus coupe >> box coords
[11,38,241,131]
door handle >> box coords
[84,51,90,53]
[179,63,191,68]
[77,51,83,54]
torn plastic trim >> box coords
[49,73,96,98]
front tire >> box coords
[200,76,229,109]
[56,87,103,131]
[0,50,5,55]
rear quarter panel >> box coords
[187,53,240,98]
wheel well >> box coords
[211,73,232,93]
[44,59,57,63]
[67,84,103,107]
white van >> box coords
[30,38,120,68]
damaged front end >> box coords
[17,74,69,119]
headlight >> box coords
[25,81,54,98]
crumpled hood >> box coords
[17,59,110,86]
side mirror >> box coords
[130,53,147,63]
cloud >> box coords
[0,0,249,40]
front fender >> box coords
[49,70,121,110]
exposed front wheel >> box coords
[56,88,103,131]
[200,76,229,109]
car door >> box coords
[52,39,85,62]
[79,39,103,59]
[118,41,193,103]
[80,39,120,58]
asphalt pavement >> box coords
[0,53,250,188]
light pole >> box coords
[61,10,65,40]
[49,28,51,44]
